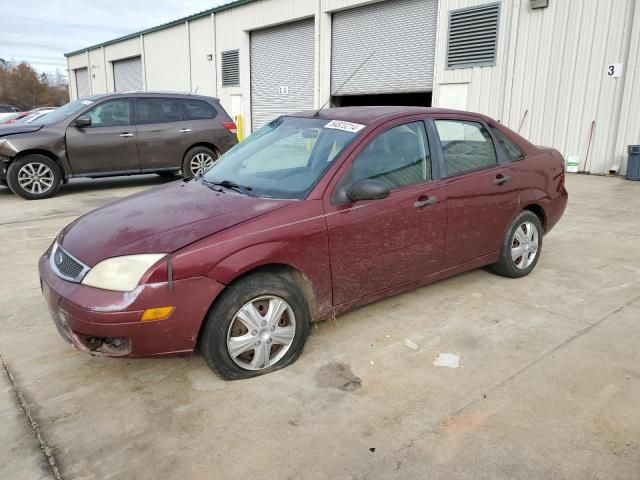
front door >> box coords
[66,98,138,175]
[134,97,194,172]
[325,120,446,305]
[432,118,519,267]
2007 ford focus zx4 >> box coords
[39,106,567,380]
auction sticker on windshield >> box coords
[324,120,365,133]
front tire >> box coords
[182,146,218,178]
[200,272,310,380]
[491,210,543,278]
[7,155,62,200]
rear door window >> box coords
[435,120,498,175]
[181,99,218,120]
[135,98,183,125]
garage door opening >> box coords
[332,92,432,108]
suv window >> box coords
[135,98,182,124]
[350,122,431,189]
[85,99,131,127]
[181,99,217,120]
[489,126,525,160]
[435,120,497,175]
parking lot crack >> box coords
[1,354,64,480]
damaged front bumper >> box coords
[38,254,225,357]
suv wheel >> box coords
[200,272,310,380]
[7,155,62,200]
[182,146,218,178]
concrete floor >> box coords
[0,174,638,479]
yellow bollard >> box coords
[234,114,243,142]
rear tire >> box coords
[7,155,62,200]
[182,146,218,178]
[491,210,543,278]
[200,272,310,380]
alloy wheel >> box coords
[226,295,296,371]
[511,221,539,269]
[190,153,215,176]
[17,162,54,195]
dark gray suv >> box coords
[0,92,238,199]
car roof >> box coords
[81,91,219,102]
[290,106,491,125]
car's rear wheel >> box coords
[182,146,218,178]
[200,272,310,380]
[7,155,62,200]
[492,210,543,278]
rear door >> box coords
[432,117,519,267]
[325,119,446,305]
[65,98,139,175]
[134,97,193,172]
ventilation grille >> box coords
[221,50,240,86]
[50,243,89,283]
[446,3,500,68]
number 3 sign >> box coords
[606,63,623,78]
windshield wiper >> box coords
[207,179,255,197]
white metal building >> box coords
[66,0,640,174]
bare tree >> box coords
[0,60,69,109]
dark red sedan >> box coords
[39,107,567,379]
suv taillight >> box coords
[222,121,237,134]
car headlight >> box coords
[81,254,167,292]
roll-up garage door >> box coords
[250,18,315,131]
[75,68,90,98]
[331,0,437,96]
[113,57,143,92]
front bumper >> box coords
[38,255,225,357]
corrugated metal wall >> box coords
[74,68,90,98]
[113,57,143,92]
[331,0,438,95]
[250,18,316,130]
[434,0,638,174]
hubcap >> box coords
[511,221,539,269]
[227,295,296,371]
[17,162,54,194]
[190,153,215,176]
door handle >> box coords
[414,196,438,208]
[118,133,135,138]
[494,174,511,185]
[179,128,192,133]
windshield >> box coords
[31,99,89,125]
[202,116,363,199]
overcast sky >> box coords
[0,0,230,77]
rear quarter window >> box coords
[489,126,525,161]
[181,99,218,120]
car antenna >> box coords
[313,50,376,117]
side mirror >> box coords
[346,178,390,202]
[75,116,91,128]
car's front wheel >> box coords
[492,210,543,278]
[7,155,62,200]
[200,272,310,380]
[182,146,218,178]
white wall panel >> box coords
[189,15,217,97]
[435,0,637,174]
[144,24,191,91]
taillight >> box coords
[222,121,237,134]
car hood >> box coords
[59,180,292,266]
[0,124,44,137]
